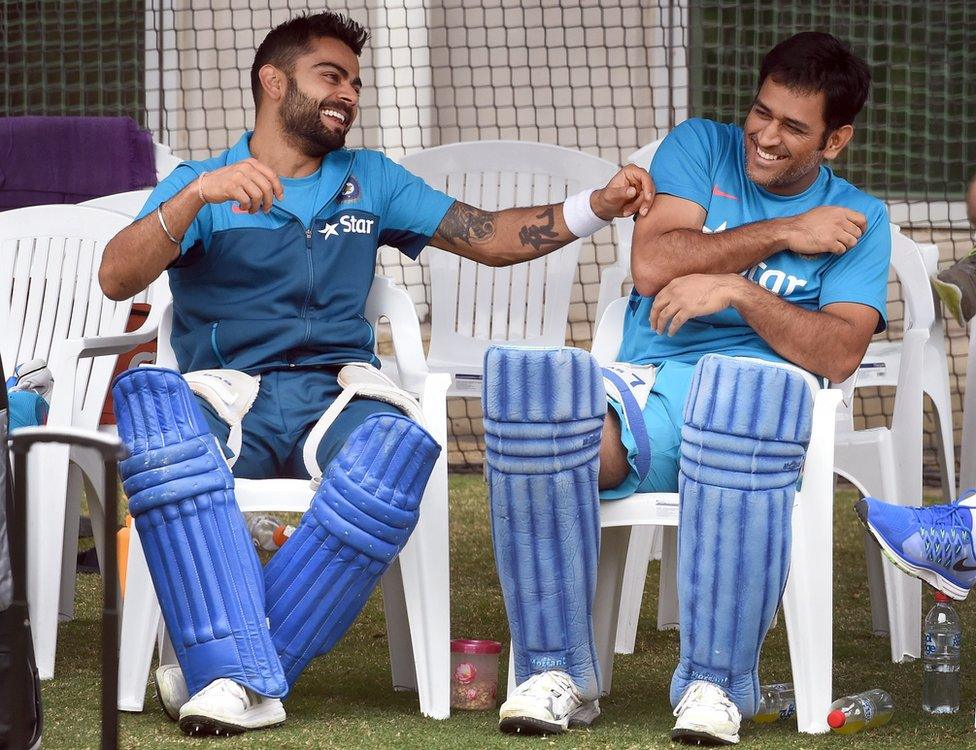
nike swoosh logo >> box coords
[952,559,976,572]
[712,185,738,200]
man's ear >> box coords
[258,64,286,104]
[822,124,854,161]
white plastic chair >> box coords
[959,313,976,495]
[116,275,454,719]
[855,239,954,500]
[397,141,629,396]
[608,224,937,664]
[832,226,933,662]
[0,205,167,679]
[80,141,181,219]
[504,297,842,733]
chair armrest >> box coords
[366,276,445,395]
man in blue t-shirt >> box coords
[495,33,890,744]
[99,11,653,737]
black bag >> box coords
[0,357,43,750]
[3,354,125,750]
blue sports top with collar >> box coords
[137,131,455,374]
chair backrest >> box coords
[398,141,620,372]
[888,224,935,333]
[0,205,133,424]
[80,189,153,218]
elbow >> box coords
[823,354,861,385]
[631,260,669,297]
[98,259,128,302]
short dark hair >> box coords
[250,11,370,110]
[757,32,871,134]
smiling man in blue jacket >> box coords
[99,10,652,738]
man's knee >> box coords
[598,409,630,490]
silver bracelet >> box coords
[156,202,180,245]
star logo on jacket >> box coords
[318,222,340,239]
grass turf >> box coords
[40,477,975,748]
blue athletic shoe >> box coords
[855,495,976,601]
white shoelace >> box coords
[196,679,250,711]
[513,671,581,713]
[673,680,739,721]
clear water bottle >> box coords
[752,682,795,723]
[923,590,961,714]
[245,513,295,552]
[826,689,894,734]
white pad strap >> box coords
[303,363,425,487]
[184,369,261,468]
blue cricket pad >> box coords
[113,366,287,698]
[264,413,439,687]
[670,355,812,718]
[483,346,606,700]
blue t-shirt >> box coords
[617,118,891,367]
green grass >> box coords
[41,479,976,748]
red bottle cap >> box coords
[826,709,846,729]
[934,591,950,603]
[451,639,502,655]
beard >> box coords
[743,137,824,191]
[279,77,351,157]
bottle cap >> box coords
[934,591,950,603]
[826,709,846,729]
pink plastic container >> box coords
[450,639,502,710]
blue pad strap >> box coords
[264,414,439,687]
[113,367,287,698]
[484,346,605,699]
[670,355,812,717]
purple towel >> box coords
[0,116,159,210]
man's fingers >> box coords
[847,210,867,231]
[833,239,847,254]
[667,310,689,336]
[239,178,266,213]
[246,159,285,199]
[845,220,863,239]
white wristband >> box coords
[563,188,612,239]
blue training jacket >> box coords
[137,132,455,374]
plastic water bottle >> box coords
[923,590,961,714]
[826,689,894,734]
[245,514,295,552]
[752,683,795,723]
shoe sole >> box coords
[931,277,966,327]
[179,713,285,737]
[671,727,738,745]
[498,701,600,736]
[854,501,971,601]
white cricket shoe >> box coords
[671,680,741,745]
[153,663,189,722]
[178,678,286,736]
[498,670,600,735]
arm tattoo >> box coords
[518,206,562,253]
[434,202,496,246]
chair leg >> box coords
[117,523,161,712]
[26,445,70,679]
[613,526,656,654]
[862,528,891,636]
[390,450,451,720]
[931,395,956,502]
[657,526,679,631]
[783,487,833,734]
[381,558,417,693]
[593,525,632,697]
[58,465,85,622]
[881,456,922,663]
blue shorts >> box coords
[195,367,403,480]
[599,360,696,500]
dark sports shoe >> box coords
[932,249,976,325]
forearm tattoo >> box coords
[518,206,562,253]
[435,202,496,246]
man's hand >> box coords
[651,273,745,336]
[786,206,867,256]
[199,157,285,214]
[591,164,655,219]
